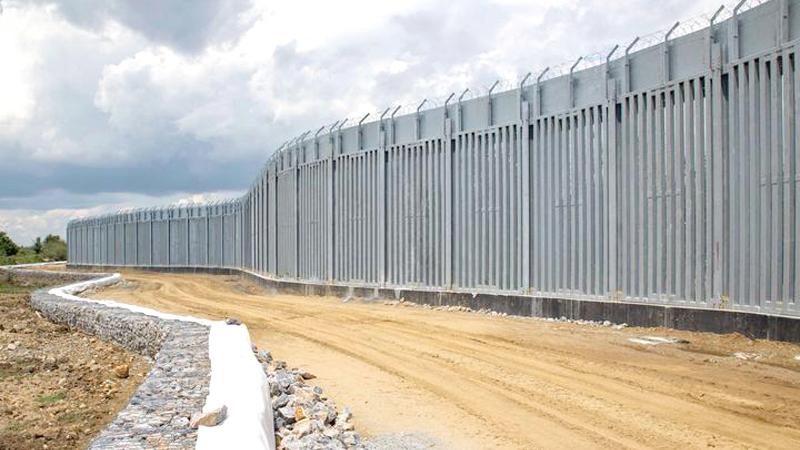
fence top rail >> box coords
[68,198,243,228]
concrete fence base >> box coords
[68,264,800,344]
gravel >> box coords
[386,298,630,329]
[255,346,443,450]
[255,348,365,449]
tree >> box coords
[33,237,42,254]
[40,234,67,261]
[0,231,19,257]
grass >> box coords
[3,420,25,433]
[0,369,19,381]
[36,391,66,405]
[0,277,52,294]
[0,282,33,294]
[0,253,45,266]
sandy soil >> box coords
[0,275,149,450]
[78,269,800,450]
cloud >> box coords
[0,0,726,241]
[24,0,256,54]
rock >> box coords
[272,393,290,408]
[314,405,336,424]
[613,323,628,330]
[294,388,317,405]
[602,320,612,326]
[190,405,227,428]
[293,418,313,437]
[256,350,273,364]
[225,318,242,326]
[170,415,190,428]
[339,407,352,423]
[273,370,296,391]
[278,405,297,423]
[113,364,130,379]
[323,427,341,438]
[43,356,58,370]
[341,431,360,446]
[295,406,307,422]
[733,352,760,361]
[6,343,17,351]
[300,371,316,380]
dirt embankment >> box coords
[0,275,150,450]
[82,269,800,450]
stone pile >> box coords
[253,348,365,450]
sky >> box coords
[0,0,728,245]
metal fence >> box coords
[69,0,800,317]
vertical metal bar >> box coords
[646,92,655,299]
[621,96,630,297]
[711,50,725,306]
[749,61,761,308]
[782,50,795,309]
[794,48,800,314]
[493,128,501,289]
[444,120,453,288]
[637,93,646,299]
[766,56,780,306]
[740,61,751,308]
[503,126,511,290]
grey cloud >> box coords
[24,0,254,53]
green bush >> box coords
[0,231,19,257]
[0,232,66,265]
[40,235,67,261]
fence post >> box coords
[378,109,392,286]
[606,46,620,299]
[327,124,337,281]
[520,100,531,292]
[167,210,171,265]
[206,207,210,267]
[444,112,454,288]
[779,0,789,43]
[186,208,190,267]
[663,22,679,84]
[711,28,726,306]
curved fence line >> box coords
[70,0,800,318]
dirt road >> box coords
[81,269,800,449]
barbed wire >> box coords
[69,197,243,225]
[296,0,771,140]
